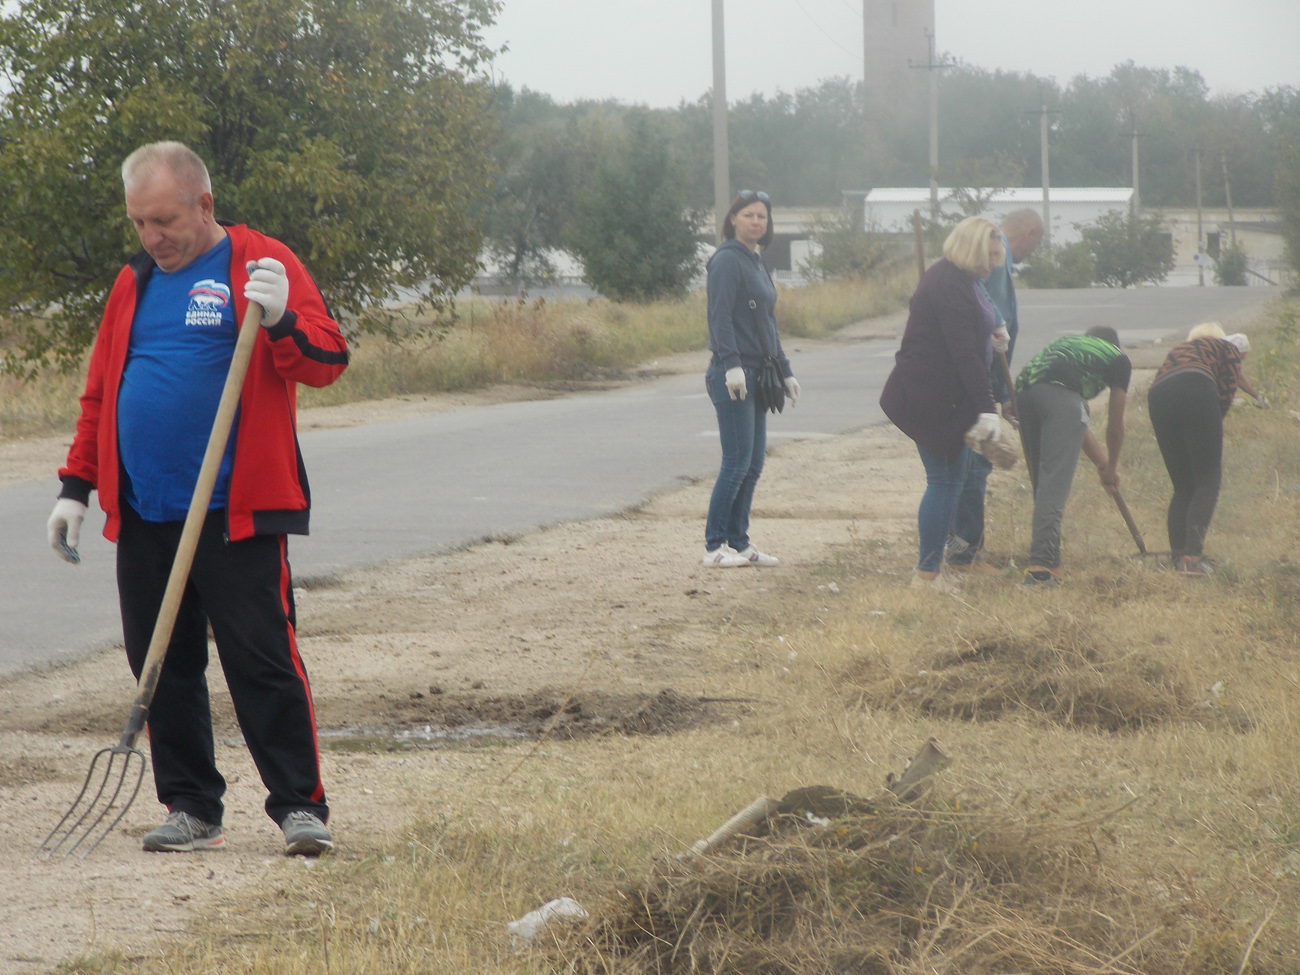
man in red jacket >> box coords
[45,141,349,857]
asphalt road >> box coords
[0,285,1272,679]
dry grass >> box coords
[557,792,1271,975]
[0,276,908,435]
[53,299,1300,975]
[305,273,909,409]
[0,370,85,439]
[774,272,913,339]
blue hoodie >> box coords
[706,239,793,379]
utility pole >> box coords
[1221,150,1237,248]
[1195,148,1204,286]
[861,0,872,185]
[1034,93,1060,248]
[1131,119,1140,216]
[909,29,953,218]
[711,0,729,242]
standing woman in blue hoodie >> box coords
[702,190,800,568]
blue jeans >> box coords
[916,444,973,572]
[948,451,993,564]
[705,362,766,552]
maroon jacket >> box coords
[59,224,349,542]
[879,258,996,461]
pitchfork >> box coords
[37,299,263,859]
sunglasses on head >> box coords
[738,190,770,202]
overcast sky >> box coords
[481,0,1300,106]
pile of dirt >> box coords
[320,687,726,749]
[845,615,1216,732]
[551,783,1259,975]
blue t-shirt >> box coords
[118,236,239,521]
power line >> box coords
[786,0,863,62]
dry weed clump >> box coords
[844,613,1206,733]
[552,787,1265,975]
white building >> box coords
[849,186,1135,248]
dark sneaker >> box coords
[142,811,225,852]
[282,811,333,856]
[1023,569,1059,588]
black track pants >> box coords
[1148,371,1223,557]
[116,502,327,828]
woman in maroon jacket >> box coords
[880,216,1006,592]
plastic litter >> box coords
[508,896,587,946]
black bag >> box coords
[737,260,786,415]
[754,353,786,414]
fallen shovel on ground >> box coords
[36,300,264,860]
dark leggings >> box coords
[1148,371,1223,557]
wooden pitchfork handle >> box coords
[115,300,264,751]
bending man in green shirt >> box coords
[1014,326,1131,586]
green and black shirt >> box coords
[1015,335,1131,400]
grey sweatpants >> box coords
[1018,382,1089,569]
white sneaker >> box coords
[702,545,749,568]
[734,545,779,567]
[911,569,961,594]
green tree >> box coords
[565,115,702,303]
[1268,89,1300,279]
[1017,241,1096,289]
[1079,209,1176,288]
[0,0,499,372]
[798,210,901,281]
[482,87,582,290]
[1213,243,1249,286]
[1280,143,1300,279]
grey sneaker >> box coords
[282,811,333,856]
[142,811,225,852]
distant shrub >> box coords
[1079,210,1176,288]
[798,210,904,281]
[1017,241,1096,289]
[1214,243,1249,286]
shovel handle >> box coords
[1112,490,1147,555]
[123,300,264,745]
[996,350,1017,415]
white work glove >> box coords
[724,366,747,401]
[244,257,289,327]
[783,376,800,407]
[991,327,1010,354]
[47,498,87,564]
[1254,394,1270,410]
[968,412,1000,442]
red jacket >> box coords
[59,224,349,542]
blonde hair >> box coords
[121,142,211,203]
[942,216,1004,277]
[1186,321,1226,341]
